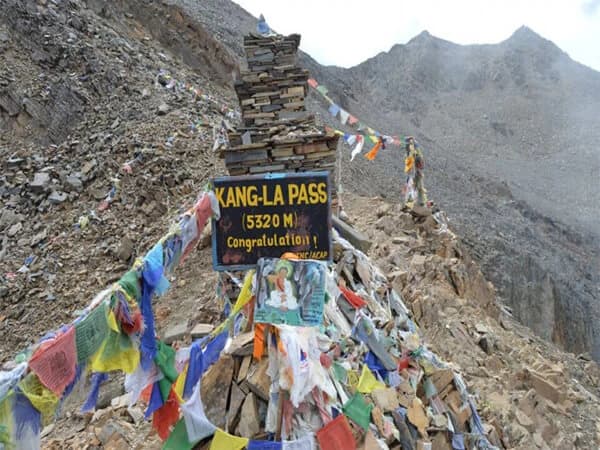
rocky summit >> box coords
[0,1,598,450]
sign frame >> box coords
[211,171,332,271]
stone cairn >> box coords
[219,33,339,197]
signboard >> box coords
[211,172,331,270]
[254,257,326,326]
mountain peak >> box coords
[407,30,438,45]
[507,25,545,43]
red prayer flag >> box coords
[316,415,357,450]
[339,285,368,309]
[28,326,77,396]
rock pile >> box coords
[220,33,339,182]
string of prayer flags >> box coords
[308,74,421,158]
[209,428,249,450]
[180,192,217,264]
[343,133,356,146]
[0,187,224,449]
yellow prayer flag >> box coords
[347,369,359,388]
[90,333,140,374]
[107,310,120,332]
[232,270,255,314]
[404,155,415,173]
[18,374,59,426]
[209,428,249,450]
[368,135,378,144]
[357,365,385,394]
[213,271,256,337]
[173,363,188,404]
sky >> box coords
[234,0,600,72]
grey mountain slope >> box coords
[174,0,600,361]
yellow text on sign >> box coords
[215,182,327,208]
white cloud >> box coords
[233,0,600,71]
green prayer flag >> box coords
[118,269,141,301]
[154,340,178,401]
[332,362,348,383]
[316,85,329,96]
[342,392,373,431]
[162,419,196,450]
[75,302,109,363]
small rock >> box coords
[30,172,50,192]
[392,235,410,244]
[157,102,169,115]
[376,203,391,217]
[115,237,134,262]
[48,191,67,204]
[110,393,131,409]
[0,209,23,229]
[190,323,214,338]
[31,229,48,246]
[126,406,144,425]
[64,175,83,192]
[95,421,127,446]
[7,222,22,237]
[515,408,535,432]
[478,335,492,354]
[163,322,188,344]
[41,423,55,438]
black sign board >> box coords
[211,172,332,270]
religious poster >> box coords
[211,172,332,270]
[254,257,327,327]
